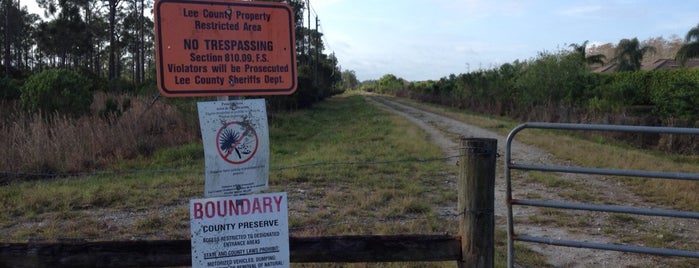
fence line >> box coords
[0,154,462,182]
[0,138,497,267]
[1,235,464,267]
[288,214,459,232]
[15,214,462,243]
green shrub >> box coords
[648,69,699,120]
[136,79,158,96]
[587,73,641,112]
[108,77,136,94]
[98,97,131,120]
[20,69,93,117]
[377,74,404,94]
[0,76,21,100]
[77,67,108,92]
[594,69,699,119]
[515,51,589,107]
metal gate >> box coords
[505,122,699,268]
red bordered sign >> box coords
[154,0,297,97]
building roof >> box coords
[642,59,680,71]
[592,63,617,73]
[593,58,699,73]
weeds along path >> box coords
[365,94,699,267]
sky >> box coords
[20,0,699,81]
[309,0,699,81]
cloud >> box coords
[557,5,603,17]
[317,0,699,81]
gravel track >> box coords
[365,94,698,267]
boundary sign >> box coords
[154,0,297,97]
[190,192,289,268]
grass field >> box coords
[4,92,698,267]
[3,93,538,267]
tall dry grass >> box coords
[0,93,198,180]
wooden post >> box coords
[458,138,496,268]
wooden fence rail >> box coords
[0,138,496,268]
[0,235,461,267]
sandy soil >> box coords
[365,94,699,267]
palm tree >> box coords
[570,40,606,66]
[675,23,699,66]
[613,38,655,72]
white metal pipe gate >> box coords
[505,122,699,268]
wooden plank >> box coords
[290,235,461,263]
[0,240,191,268]
[0,235,461,267]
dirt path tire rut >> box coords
[366,95,698,267]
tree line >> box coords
[1,0,148,83]
[0,0,343,115]
[362,25,699,153]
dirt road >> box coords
[366,95,698,267]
